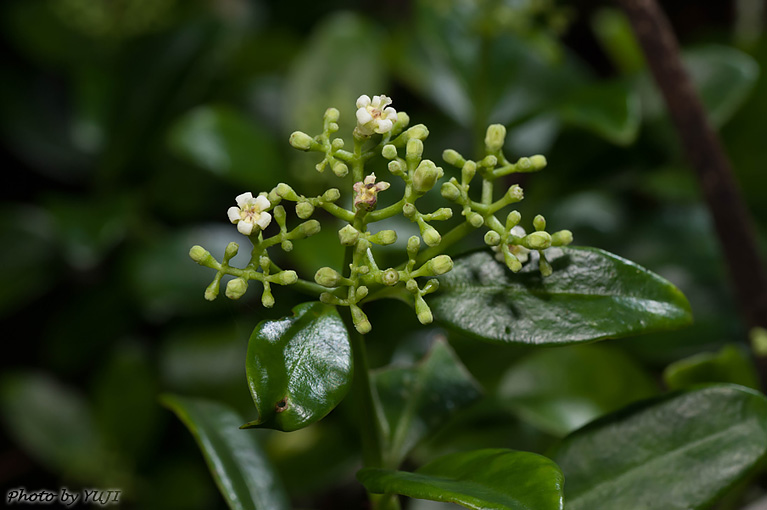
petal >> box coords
[379,95,392,107]
[353,182,364,192]
[235,192,253,208]
[227,206,241,223]
[254,194,271,211]
[364,173,377,185]
[356,107,373,125]
[374,119,393,133]
[371,95,382,108]
[255,211,272,230]
[383,107,397,119]
[511,226,526,237]
[356,95,371,108]
[375,181,391,191]
[237,221,254,236]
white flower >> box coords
[227,192,272,236]
[493,226,530,263]
[355,94,397,136]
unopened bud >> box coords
[338,225,359,245]
[533,215,546,231]
[224,242,239,260]
[259,256,270,271]
[388,160,405,176]
[351,305,371,334]
[484,231,501,246]
[402,202,417,219]
[503,250,522,272]
[526,231,552,250]
[315,267,343,288]
[406,279,419,293]
[204,279,220,301]
[273,205,286,223]
[441,181,461,201]
[506,210,522,229]
[281,240,293,251]
[331,160,348,177]
[189,245,210,263]
[415,295,433,324]
[423,279,439,294]
[480,155,498,168]
[328,122,339,132]
[413,160,443,194]
[278,270,298,285]
[300,219,321,237]
[397,111,410,128]
[485,124,507,152]
[324,107,340,122]
[429,255,453,275]
[462,161,477,182]
[262,287,275,308]
[422,226,441,246]
[370,230,397,245]
[517,157,532,171]
[407,138,424,161]
[381,268,399,286]
[276,183,297,199]
[323,188,340,202]
[296,202,315,219]
[407,124,429,140]
[551,230,573,246]
[539,255,553,277]
[289,131,315,151]
[530,155,547,170]
[507,185,524,202]
[382,144,398,159]
[331,138,344,150]
[407,236,420,257]
[442,149,466,167]
[226,278,248,299]
[429,208,452,221]
[356,286,369,300]
[468,212,484,228]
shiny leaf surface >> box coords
[553,384,767,510]
[429,247,692,345]
[243,302,352,432]
[557,80,640,145]
[358,448,564,510]
[161,395,290,510]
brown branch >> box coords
[616,0,767,389]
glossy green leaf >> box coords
[663,344,760,391]
[358,448,564,510]
[374,338,482,466]
[161,395,290,510]
[557,80,640,145]
[168,105,280,188]
[553,384,767,510]
[498,345,657,437]
[243,302,352,432]
[429,247,692,346]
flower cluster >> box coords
[190,94,572,333]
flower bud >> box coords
[338,225,359,245]
[331,160,348,177]
[422,279,439,294]
[382,144,398,159]
[315,267,343,288]
[226,278,248,299]
[413,160,443,194]
[484,231,501,246]
[530,155,547,170]
[351,304,371,334]
[296,202,315,219]
[381,268,399,286]
[402,202,417,219]
[273,205,286,223]
[406,279,419,293]
[328,122,339,133]
[262,287,275,308]
[551,229,573,246]
[397,111,410,128]
[415,295,433,324]
[468,212,484,228]
[507,185,524,202]
[224,242,239,261]
[517,157,532,171]
[370,230,397,245]
[407,236,420,257]
[526,231,552,250]
[429,208,453,221]
[259,256,270,271]
[480,155,498,168]
[442,149,466,167]
[355,238,372,253]
[323,188,340,202]
[539,255,553,277]
[462,161,477,182]
[388,160,405,176]
[506,210,522,229]
[204,280,220,301]
[356,286,369,300]
[485,124,507,152]
[503,250,522,272]
[428,255,453,275]
[331,138,344,150]
[407,124,429,140]
[276,183,297,199]
[422,226,441,246]
[533,214,546,231]
[441,181,461,201]
[278,270,298,285]
[300,219,321,237]
[320,292,342,305]
[324,107,340,122]
[289,131,315,151]
[281,240,293,251]
[189,245,210,263]
[407,138,424,161]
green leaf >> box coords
[553,384,767,510]
[243,302,352,432]
[428,247,692,346]
[663,344,760,391]
[374,338,482,467]
[498,345,657,437]
[161,395,290,510]
[557,80,641,145]
[168,105,280,188]
[358,448,564,510]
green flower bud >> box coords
[381,268,399,286]
[324,107,340,122]
[323,188,341,202]
[296,202,315,219]
[503,250,522,272]
[276,183,297,199]
[281,240,293,251]
[225,278,248,300]
[517,157,532,171]
[413,160,443,194]
[429,208,453,221]
[403,202,417,218]
[480,155,498,168]
[319,292,342,305]
[328,122,339,133]
[273,205,286,223]
[331,160,348,177]
[204,279,220,301]
[370,230,397,245]
[189,245,210,263]
[356,265,370,275]
[388,159,405,176]
[259,256,270,271]
[462,161,477,182]
[484,231,501,246]
[442,149,466,167]
[331,138,344,150]
[407,124,429,140]
[507,185,524,202]
[397,111,410,128]
[506,210,522,229]
[485,124,507,152]
[289,131,315,151]
[224,242,239,261]
[468,212,484,228]
[355,238,371,253]
[407,236,420,257]
[422,279,439,294]
[551,229,573,246]
[315,267,343,288]
[356,286,369,300]
[278,270,298,285]
[415,295,433,324]
[428,254,453,275]
[338,225,359,245]
[382,144,398,159]
[441,181,462,201]
[406,279,419,293]
[407,138,424,161]
[422,226,441,246]
[300,219,321,237]
[526,231,552,250]
[351,305,371,334]
[533,214,546,231]
[530,155,547,170]
[262,287,275,308]
[539,255,553,277]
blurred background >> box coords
[1,0,765,508]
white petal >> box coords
[356,107,373,125]
[374,119,393,133]
[254,194,271,211]
[383,107,397,119]
[371,95,382,108]
[379,95,392,107]
[235,192,253,208]
[227,206,241,223]
[255,211,272,229]
[237,220,254,236]
[356,95,371,108]
[511,226,526,237]
[364,173,377,185]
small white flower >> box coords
[355,94,397,136]
[227,192,272,236]
[493,226,530,263]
